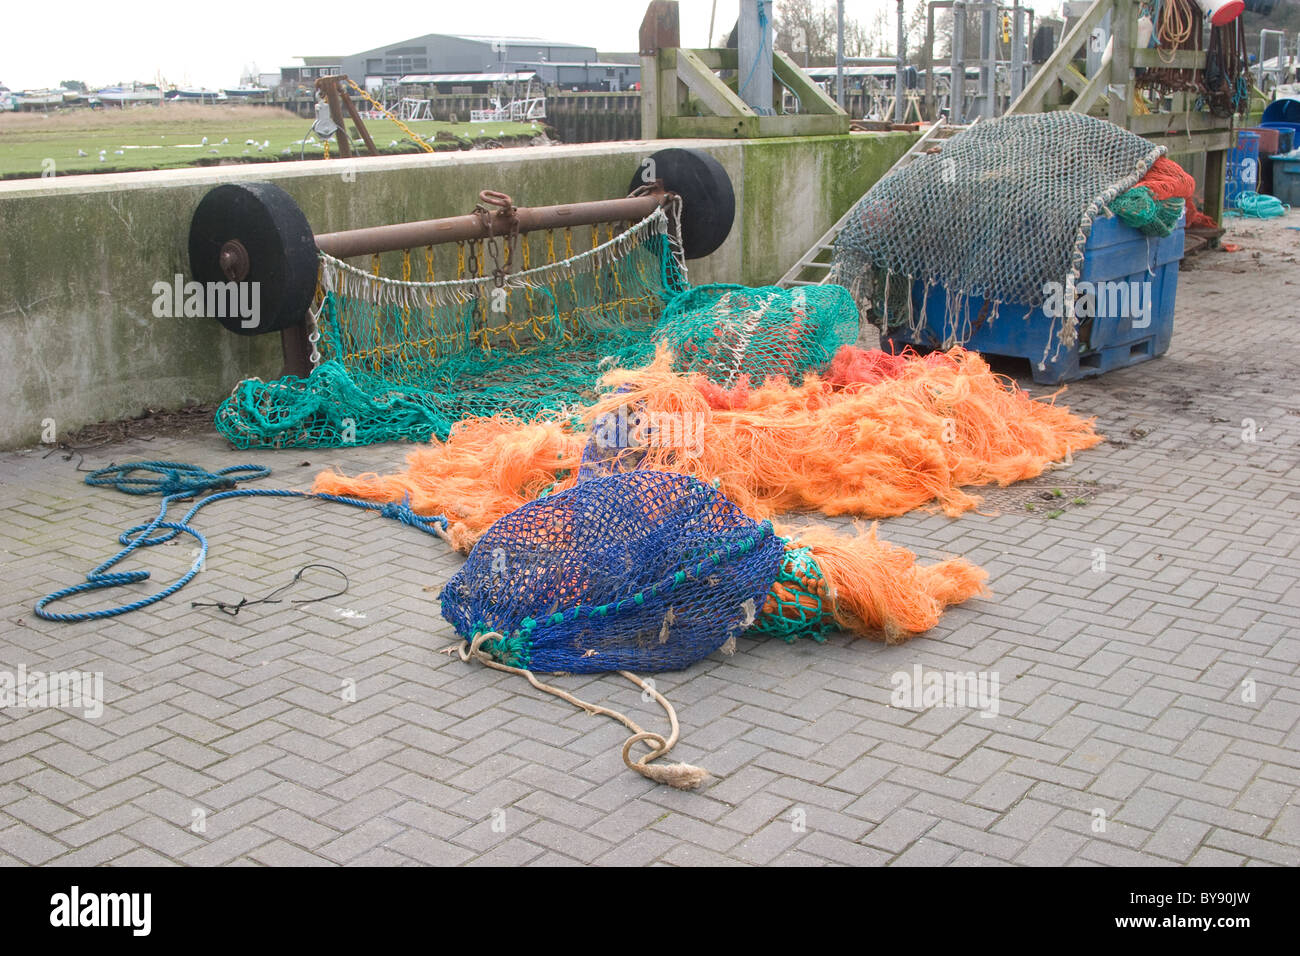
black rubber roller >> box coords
[187,181,318,335]
[629,148,735,260]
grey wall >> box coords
[0,132,916,449]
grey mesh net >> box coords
[830,112,1165,349]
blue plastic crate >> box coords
[1273,156,1300,207]
[884,214,1184,385]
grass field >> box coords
[0,104,544,179]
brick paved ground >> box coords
[0,213,1297,867]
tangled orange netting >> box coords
[314,346,1101,638]
[1136,156,1196,201]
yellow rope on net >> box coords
[345,79,436,153]
[607,222,628,324]
[520,236,546,342]
[400,249,412,355]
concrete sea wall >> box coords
[0,132,914,448]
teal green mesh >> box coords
[1110,186,1186,237]
[214,211,861,449]
[653,284,860,387]
[215,211,687,449]
[748,545,834,642]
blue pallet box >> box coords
[1272,155,1300,207]
[885,213,1184,385]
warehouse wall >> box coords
[0,132,914,449]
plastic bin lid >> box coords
[1261,98,1300,125]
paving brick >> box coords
[3,243,1300,868]
[860,808,940,854]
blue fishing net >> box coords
[439,471,785,673]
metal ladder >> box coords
[776,121,971,289]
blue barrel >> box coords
[1261,99,1300,150]
[1227,131,1260,208]
[1261,97,1300,126]
[1260,124,1296,155]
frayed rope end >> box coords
[634,761,712,790]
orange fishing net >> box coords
[314,345,1100,638]
[1136,156,1197,201]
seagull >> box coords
[261,140,269,149]
[77,149,87,156]
[208,148,219,154]
[282,147,291,155]
[220,137,228,145]
[245,138,256,145]
[114,149,124,155]
[388,139,398,147]
[201,136,208,146]
[98,155,106,163]
[256,143,264,152]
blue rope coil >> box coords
[35,461,448,623]
[1227,191,1290,219]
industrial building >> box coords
[281,33,638,93]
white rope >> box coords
[317,206,672,313]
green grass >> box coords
[0,104,544,179]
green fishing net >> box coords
[216,211,685,448]
[215,207,862,449]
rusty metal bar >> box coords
[313,191,669,259]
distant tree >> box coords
[774,0,877,61]
[59,80,88,93]
[774,1,933,61]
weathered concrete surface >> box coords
[0,212,1295,867]
[0,132,914,449]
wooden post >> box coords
[1108,0,1134,126]
[320,78,352,158]
[339,86,379,157]
[639,1,681,139]
[1204,148,1226,224]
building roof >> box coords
[449,34,591,47]
[398,72,537,84]
[520,61,637,69]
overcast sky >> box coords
[1,0,1060,90]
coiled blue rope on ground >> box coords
[1228,191,1290,219]
[35,461,450,623]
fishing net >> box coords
[316,346,1103,553]
[214,212,864,450]
[652,283,859,388]
[215,208,687,448]
[439,470,786,673]
[830,111,1164,347]
[438,467,987,788]
[1110,156,1195,237]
